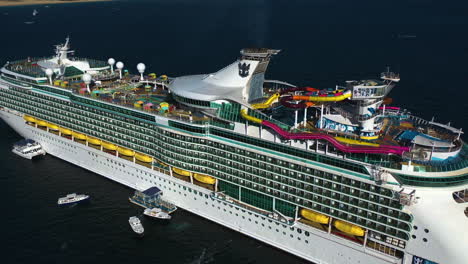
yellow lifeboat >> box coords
[333,220,365,237]
[71,131,87,140]
[46,122,59,131]
[101,141,117,150]
[58,127,72,135]
[193,173,216,185]
[300,209,330,224]
[86,136,102,145]
[172,167,191,177]
[117,146,135,156]
[36,120,48,127]
[135,152,153,163]
[23,115,36,123]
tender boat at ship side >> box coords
[143,208,171,220]
[12,139,45,159]
[57,193,90,205]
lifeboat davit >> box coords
[36,120,48,127]
[86,136,102,145]
[172,167,191,177]
[117,147,135,156]
[46,122,59,131]
[193,173,216,184]
[58,127,72,135]
[23,115,36,123]
[101,141,117,150]
[300,209,330,224]
[333,220,365,237]
[135,152,152,163]
[71,131,86,140]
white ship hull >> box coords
[1,108,467,264]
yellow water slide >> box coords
[251,93,280,109]
[240,109,262,124]
[101,141,118,150]
[300,209,330,224]
[117,147,135,156]
[333,220,365,237]
[135,152,153,163]
[172,167,192,177]
[334,137,379,147]
[193,173,216,184]
[303,91,351,102]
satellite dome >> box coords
[45,68,53,76]
[137,63,146,73]
[82,73,92,83]
[108,58,116,65]
[116,61,124,69]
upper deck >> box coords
[0,39,467,187]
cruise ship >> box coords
[0,38,467,264]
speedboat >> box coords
[57,193,90,205]
[129,216,144,235]
[143,208,171,220]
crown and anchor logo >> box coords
[238,62,250,78]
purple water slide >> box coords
[262,120,409,155]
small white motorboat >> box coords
[143,208,171,220]
[57,193,90,205]
[129,216,144,235]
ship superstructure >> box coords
[0,40,467,264]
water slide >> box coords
[293,90,352,102]
[279,87,351,109]
[280,96,315,108]
[251,93,281,109]
[334,137,380,147]
[240,109,409,155]
[379,106,400,110]
[280,87,319,95]
[252,87,320,109]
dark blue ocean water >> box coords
[0,1,467,263]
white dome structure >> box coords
[137,63,146,80]
[116,61,124,79]
[82,73,92,93]
[82,73,92,84]
[45,68,53,85]
[108,58,116,73]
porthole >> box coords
[305,231,310,237]
[423,238,428,242]
[413,226,418,230]
[424,229,429,233]
[412,235,416,239]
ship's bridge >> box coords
[169,48,279,108]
